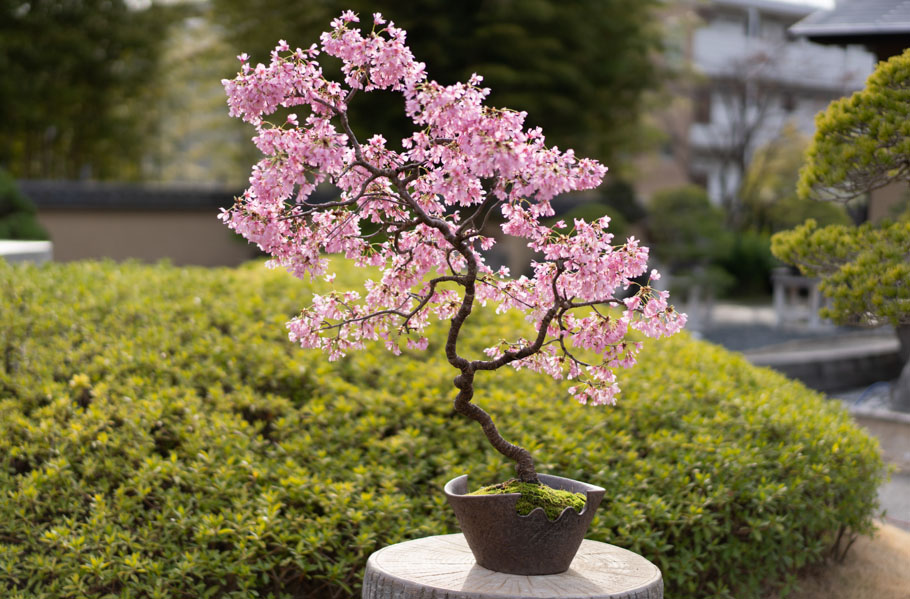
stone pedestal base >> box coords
[363,534,662,599]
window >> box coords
[712,10,747,36]
[690,171,709,190]
[781,91,796,113]
[760,17,786,41]
[694,87,712,124]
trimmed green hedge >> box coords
[0,259,886,599]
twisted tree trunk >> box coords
[452,370,539,483]
[433,209,541,485]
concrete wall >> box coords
[37,209,259,266]
[746,333,904,393]
[850,409,910,473]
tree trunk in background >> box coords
[891,325,910,412]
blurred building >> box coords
[638,0,875,209]
[791,0,910,62]
[20,180,258,266]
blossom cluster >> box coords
[222,12,686,407]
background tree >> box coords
[652,43,790,228]
[145,15,252,185]
[709,50,803,227]
[0,169,48,240]
[726,127,854,296]
[0,0,182,180]
[740,126,852,233]
[647,185,734,300]
[772,49,910,410]
[209,0,663,167]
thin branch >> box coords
[476,196,506,237]
[393,161,425,173]
[471,264,568,371]
[567,298,625,310]
[556,311,592,368]
[277,198,357,221]
[456,178,501,239]
[314,275,463,335]
[475,277,536,311]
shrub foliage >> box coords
[0,260,886,599]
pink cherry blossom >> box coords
[222,12,686,421]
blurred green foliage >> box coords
[713,230,777,298]
[599,179,648,225]
[0,259,886,598]
[0,0,185,179]
[547,180,647,242]
[211,0,664,166]
[648,185,734,296]
[551,201,629,241]
[0,169,47,240]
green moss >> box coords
[469,479,587,520]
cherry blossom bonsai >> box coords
[221,12,686,488]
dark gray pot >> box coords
[444,473,605,575]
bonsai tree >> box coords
[221,12,686,484]
[772,49,910,410]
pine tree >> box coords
[772,49,910,410]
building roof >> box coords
[19,180,242,211]
[710,0,816,19]
[17,180,371,212]
[791,0,910,38]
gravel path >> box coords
[879,473,910,531]
[698,323,856,352]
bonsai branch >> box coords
[315,275,463,335]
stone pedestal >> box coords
[362,534,662,599]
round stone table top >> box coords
[362,534,662,599]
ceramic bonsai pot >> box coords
[444,473,605,575]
